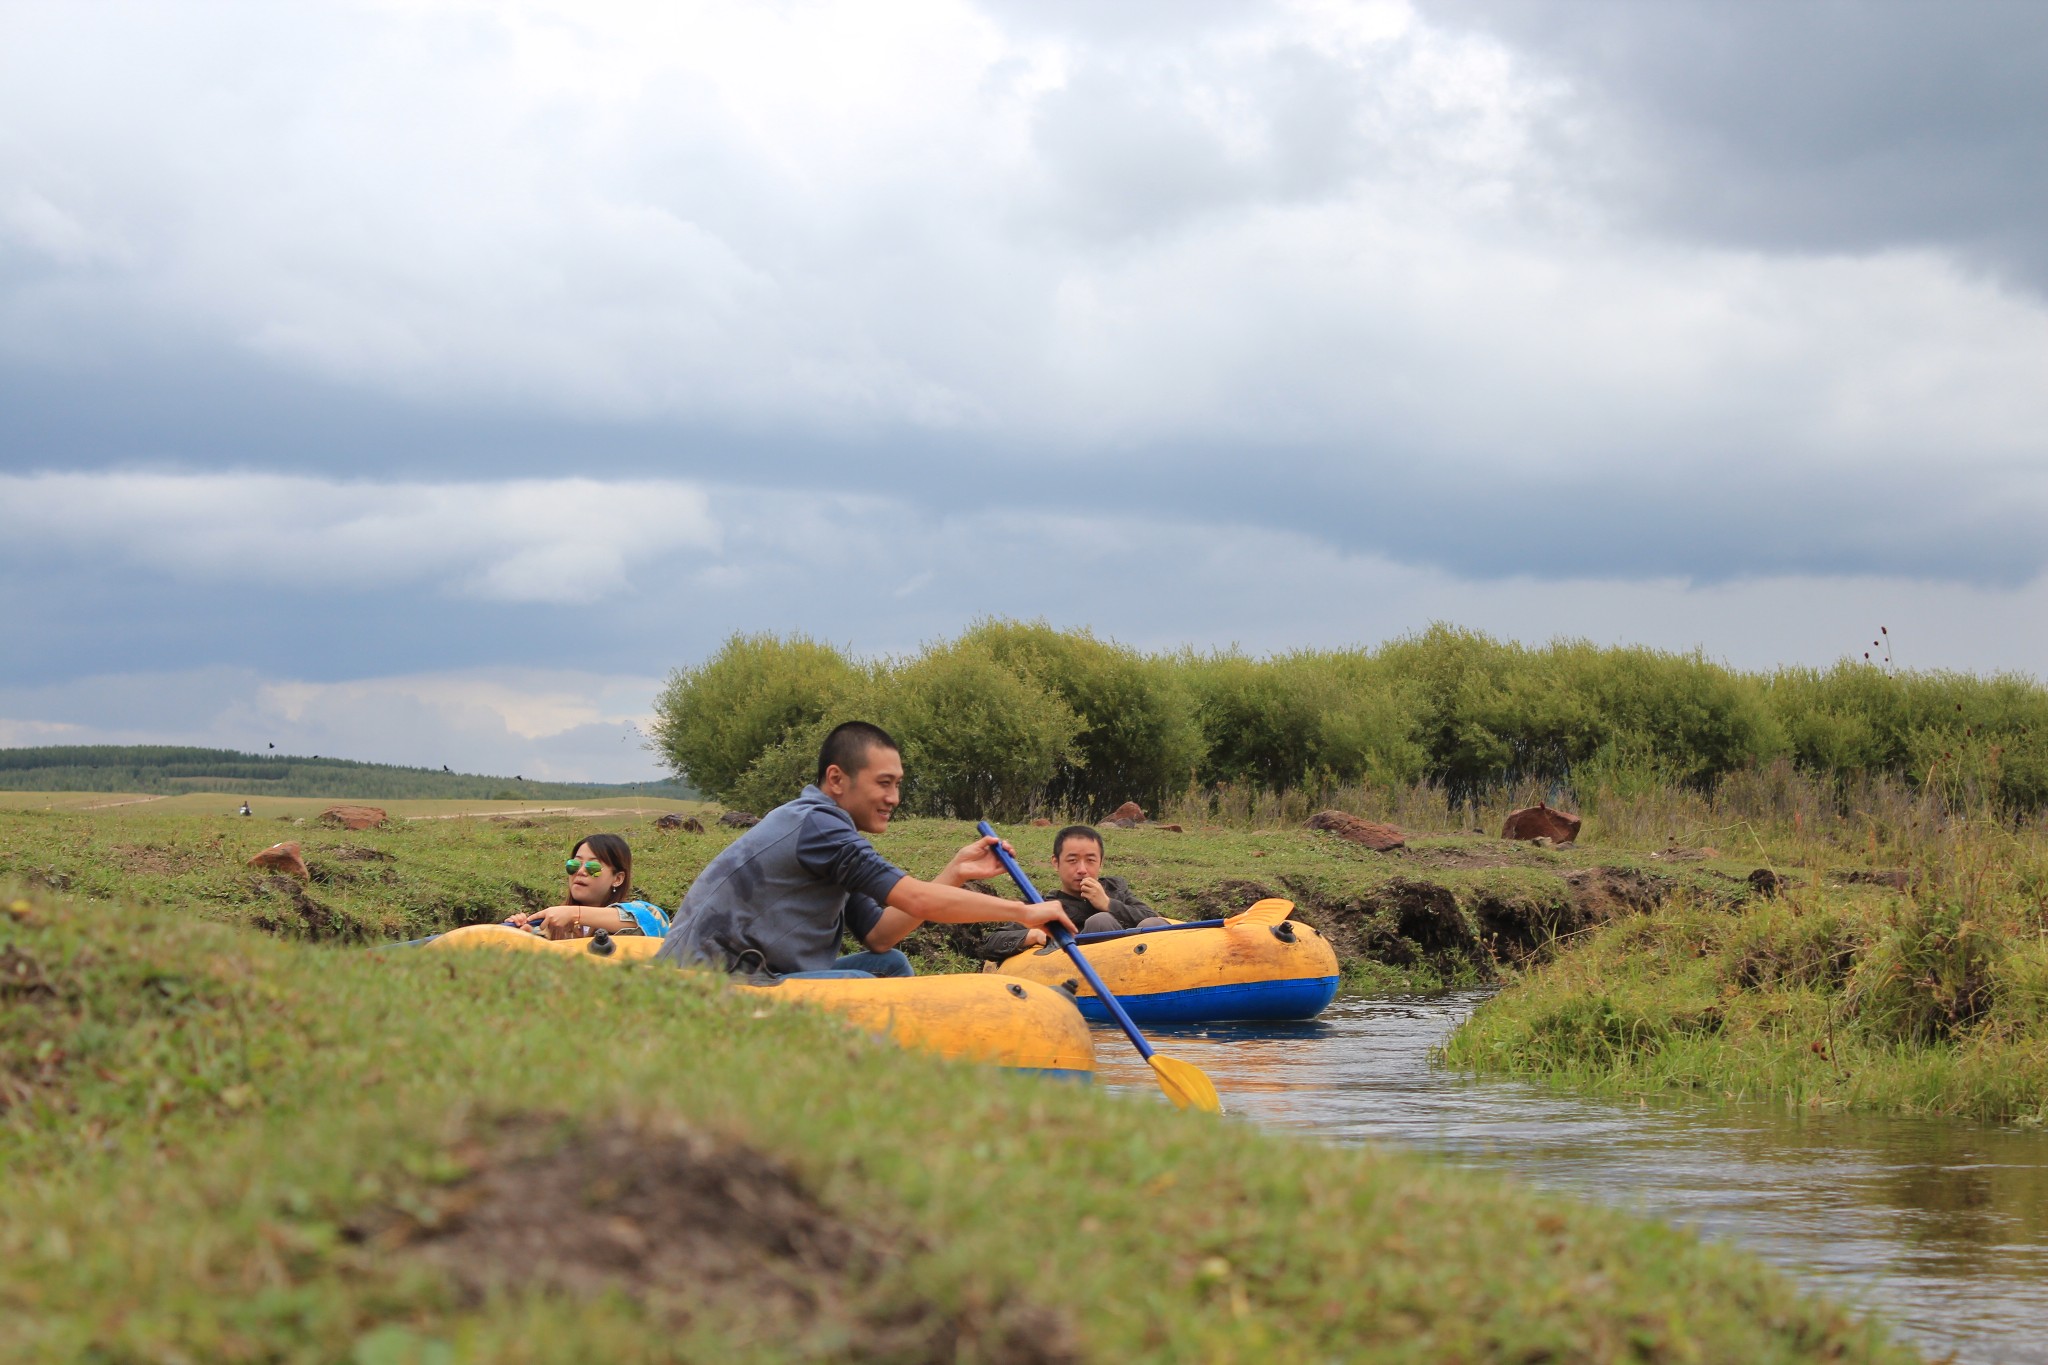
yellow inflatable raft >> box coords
[422,924,1095,1078]
[994,901,1340,1024]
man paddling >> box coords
[657,721,1074,979]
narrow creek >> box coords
[1092,994,2048,1365]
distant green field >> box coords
[0,790,707,820]
[0,743,697,801]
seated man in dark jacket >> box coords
[974,824,1169,961]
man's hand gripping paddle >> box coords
[976,821,1222,1114]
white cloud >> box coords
[0,471,717,603]
[3,0,2044,499]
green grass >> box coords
[0,796,1720,985]
[10,785,2044,1123]
[1445,822,2048,1125]
[1,887,1913,1362]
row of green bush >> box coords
[649,621,2048,819]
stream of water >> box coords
[1092,994,2048,1364]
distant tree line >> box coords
[650,621,2048,819]
[0,745,695,801]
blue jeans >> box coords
[784,948,916,980]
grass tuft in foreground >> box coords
[1,888,1911,1362]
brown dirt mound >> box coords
[1470,889,1578,961]
[319,805,389,831]
[1565,866,1671,920]
[330,845,396,862]
[356,1116,1077,1363]
[248,842,311,879]
[1471,867,1671,962]
[1279,876,1474,967]
[1501,803,1581,843]
[1304,810,1405,851]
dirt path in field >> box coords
[79,795,170,810]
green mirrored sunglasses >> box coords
[564,858,606,875]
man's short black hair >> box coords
[1052,825,1103,859]
[816,721,901,785]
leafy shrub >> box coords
[962,620,1204,815]
[649,634,863,801]
[650,621,2048,817]
[876,640,1081,819]
[1766,665,2048,814]
[1184,651,1423,791]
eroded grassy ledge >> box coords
[2,889,1910,1363]
[1445,827,2048,1125]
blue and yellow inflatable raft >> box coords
[422,924,1095,1079]
[993,900,1339,1024]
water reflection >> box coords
[1092,994,2048,1365]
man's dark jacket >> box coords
[971,876,1152,962]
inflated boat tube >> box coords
[422,924,1095,1077]
[992,906,1339,1024]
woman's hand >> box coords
[514,904,588,940]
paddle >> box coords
[975,820,1222,1114]
[1068,898,1296,945]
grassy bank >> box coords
[0,797,1727,989]
[1445,820,2048,1125]
[9,790,2043,1126]
[1,887,1911,1362]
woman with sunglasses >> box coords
[504,833,671,940]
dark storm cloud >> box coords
[1426,0,2048,290]
[5,345,2047,589]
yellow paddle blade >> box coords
[1149,1054,1223,1113]
[1225,898,1295,929]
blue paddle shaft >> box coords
[1072,918,1226,945]
[975,820,1156,1061]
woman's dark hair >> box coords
[571,832,633,904]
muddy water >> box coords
[1091,994,2048,1364]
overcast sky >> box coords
[4,0,2045,782]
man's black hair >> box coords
[1052,825,1103,859]
[816,721,902,786]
